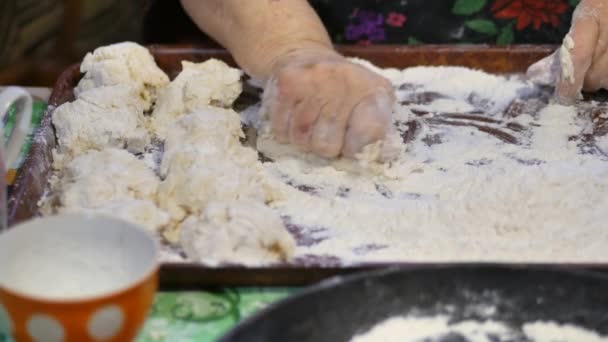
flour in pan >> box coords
[253,61,608,264]
[46,42,608,266]
[350,316,608,342]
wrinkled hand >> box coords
[261,49,395,159]
[527,0,608,104]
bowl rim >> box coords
[0,213,160,303]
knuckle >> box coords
[313,140,340,158]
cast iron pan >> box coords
[220,265,608,341]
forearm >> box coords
[180,0,335,81]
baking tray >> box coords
[9,44,608,287]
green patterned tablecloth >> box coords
[138,288,295,341]
[0,288,296,342]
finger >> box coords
[556,14,599,103]
[267,71,300,143]
[289,97,322,151]
[270,95,295,143]
[526,51,559,86]
[583,53,608,91]
[310,81,350,158]
[583,7,608,91]
[342,90,394,158]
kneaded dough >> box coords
[256,127,406,177]
[53,85,150,157]
[59,148,160,208]
[75,42,169,109]
[157,146,276,222]
[76,83,147,113]
[56,149,169,231]
[179,200,295,266]
[60,199,170,232]
[160,108,245,176]
[151,59,242,138]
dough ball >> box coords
[59,148,160,209]
[158,147,268,221]
[151,59,243,138]
[179,200,295,266]
[52,92,149,156]
[160,108,245,176]
[76,84,147,114]
[75,42,169,108]
[60,199,170,232]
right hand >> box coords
[262,47,395,159]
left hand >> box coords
[527,0,608,104]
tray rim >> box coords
[13,44,608,289]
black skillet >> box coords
[219,265,608,342]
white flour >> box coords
[523,321,608,342]
[1,239,132,299]
[252,61,608,264]
[46,42,608,266]
[351,316,608,342]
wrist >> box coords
[235,39,340,81]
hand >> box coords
[262,48,395,159]
[527,0,608,104]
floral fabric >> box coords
[312,0,580,45]
[144,0,580,45]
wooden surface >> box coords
[14,45,605,288]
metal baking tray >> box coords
[9,44,608,287]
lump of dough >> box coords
[59,148,160,208]
[179,200,295,266]
[76,83,147,113]
[158,147,273,221]
[151,59,243,138]
[75,42,169,109]
[56,149,169,231]
[52,85,150,156]
[60,199,170,232]
[160,108,245,176]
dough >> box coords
[75,42,169,109]
[256,127,405,177]
[160,108,245,176]
[76,83,147,113]
[157,146,274,222]
[52,85,150,157]
[55,148,169,231]
[59,199,170,232]
[59,148,159,206]
[158,108,283,222]
[179,200,295,266]
[151,59,242,138]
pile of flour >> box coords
[351,316,608,342]
[247,59,608,265]
[45,42,608,266]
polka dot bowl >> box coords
[0,214,159,342]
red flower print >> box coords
[386,12,407,27]
[492,0,568,31]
